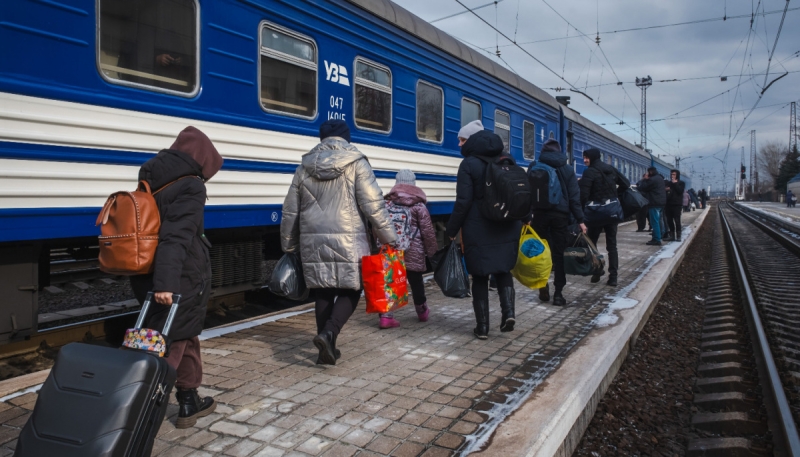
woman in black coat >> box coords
[130,126,222,429]
[446,126,521,339]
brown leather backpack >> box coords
[96,178,191,275]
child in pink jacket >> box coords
[379,170,438,329]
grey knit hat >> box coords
[395,169,416,186]
[457,120,484,140]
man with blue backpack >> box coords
[528,139,586,307]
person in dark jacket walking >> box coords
[637,167,667,245]
[579,148,630,286]
[664,169,686,242]
[446,124,521,339]
[530,139,586,307]
[130,126,222,429]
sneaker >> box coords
[379,316,401,329]
[415,303,430,322]
[646,240,662,246]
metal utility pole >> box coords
[791,101,797,152]
[635,76,652,153]
[750,130,757,193]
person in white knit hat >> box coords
[457,120,483,147]
[376,170,438,329]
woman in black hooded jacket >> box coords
[130,126,222,429]
[446,128,521,339]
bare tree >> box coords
[758,140,788,192]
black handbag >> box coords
[564,233,605,276]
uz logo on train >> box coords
[324,60,349,121]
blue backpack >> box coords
[527,162,564,209]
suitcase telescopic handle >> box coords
[137,292,182,337]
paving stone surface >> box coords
[0,212,703,456]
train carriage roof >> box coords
[562,107,650,160]
[345,0,561,111]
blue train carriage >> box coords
[0,0,565,344]
[561,107,690,188]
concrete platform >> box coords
[0,209,710,457]
[739,202,800,226]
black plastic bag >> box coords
[269,253,309,301]
[620,188,649,218]
[433,242,471,298]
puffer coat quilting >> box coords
[445,130,521,277]
[383,184,438,272]
[280,137,396,290]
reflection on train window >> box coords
[98,0,198,95]
[354,58,391,132]
[461,98,481,126]
[523,121,535,160]
[416,81,443,143]
[565,131,574,164]
[259,23,317,118]
[495,110,510,154]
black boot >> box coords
[498,286,516,332]
[607,251,618,287]
[552,288,567,307]
[539,283,550,302]
[313,330,336,365]
[175,388,216,429]
[472,299,489,339]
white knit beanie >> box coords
[457,120,484,140]
[395,169,416,186]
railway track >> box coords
[697,203,800,456]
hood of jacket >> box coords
[385,183,427,206]
[302,137,366,180]
[538,149,568,168]
[138,149,203,190]
[460,130,504,158]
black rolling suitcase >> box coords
[15,293,181,457]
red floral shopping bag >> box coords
[362,245,409,314]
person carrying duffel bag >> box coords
[579,148,629,287]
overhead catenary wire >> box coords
[483,6,800,50]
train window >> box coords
[416,81,443,143]
[98,0,198,96]
[495,110,510,154]
[565,131,574,164]
[461,98,481,126]
[354,58,391,132]
[523,121,535,160]
[259,23,317,118]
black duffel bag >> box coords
[620,187,649,218]
[564,233,605,276]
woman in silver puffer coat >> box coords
[281,120,396,365]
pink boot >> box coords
[415,303,430,322]
[379,316,400,329]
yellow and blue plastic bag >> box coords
[511,225,552,289]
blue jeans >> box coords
[648,207,663,242]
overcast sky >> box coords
[395,0,800,190]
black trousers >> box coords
[314,288,362,337]
[472,272,513,303]
[587,223,619,279]
[665,205,683,238]
[636,207,648,230]
[407,270,426,306]
[531,210,569,290]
